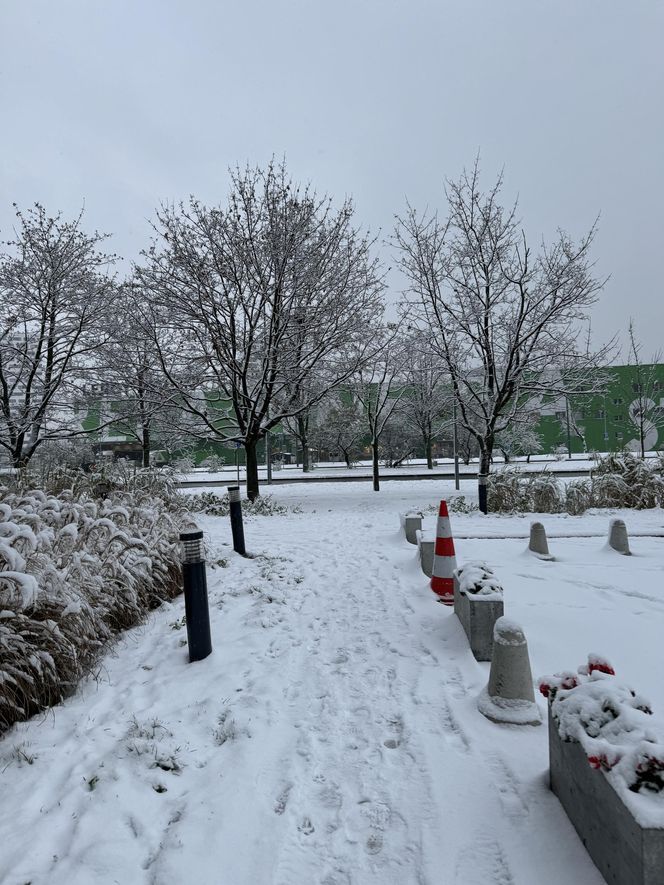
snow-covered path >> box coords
[3,481,660,883]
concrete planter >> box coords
[416,529,434,577]
[453,572,504,662]
[399,511,423,545]
[549,706,664,885]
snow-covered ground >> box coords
[1,481,663,884]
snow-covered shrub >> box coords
[589,452,664,510]
[454,562,503,598]
[188,492,292,517]
[448,495,478,514]
[203,455,225,473]
[172,456,195,473]
[540,656,664,798]
[565,479,592,516]
[528,473,563,513]
[0,488,182,735]
[487,468,531,513]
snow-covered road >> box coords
[2,481,662,884]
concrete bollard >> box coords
[400,511,423,544]
[608,518,631,555]
[416,529,434,577]
[453,563,504,662]
[528,521,554,561]
[478,617,541,726]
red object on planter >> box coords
[588,654,615,676]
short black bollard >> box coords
[180,528,212,662]
[228,485,246,556]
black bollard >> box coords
[180,528,212,662]
[228,485,246,556]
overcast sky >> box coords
[1,0,662,359]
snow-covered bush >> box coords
[487,454,664,514]
[202,455,225,473]
[540,655,664,798]
[590,453,664,510]
[487,468,532,513]
[565,479,593,516]
[0,488,182,735]
[528,473,563,513]
[172,456,195,473]
[188,492,292,517]
[448,495,478,514]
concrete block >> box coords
[549,706,664,885]
[528,521,554,560]
[453,566,504,662]
[399,511,423,544]
[608,518,631,555]
[478,617,541,726]
[416,529,434,577]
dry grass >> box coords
[0,478,183,735]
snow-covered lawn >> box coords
[1,481,662,884]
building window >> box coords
[597,410,605,419]
[612,398,623,405]
[632,383,642,393]
[555,411,565,421]
[615,431,623,440]
[614,414,624,422]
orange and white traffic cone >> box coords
[430,499,457,605]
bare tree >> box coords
[0,204,116,467]
[354,327,405,491]
[398,329,450,469]
[315,393,364,467]
[139,161,385,499]
[94,283,194,467]
[394,159,606,512]
[624,320,662,459]
[495,419,542,463]
[379,410,420,467]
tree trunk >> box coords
[372,439,380,491]
[342,448,351,468]
[245,438,260,501]
[478,447,491,515]
[141,425,151,468]
[299,415,310,472]
[425,435,433,470]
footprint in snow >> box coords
[332,649,349,665]
[298,816,315,835]
[454,837,515,885]
[274,783,292,815]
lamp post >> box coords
[179,528,212,662]
[453,399,460,491]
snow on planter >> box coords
[541,656,664,885]
[453,562,504,661]
[477,617,541,726]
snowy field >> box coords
[1,481,663,884]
